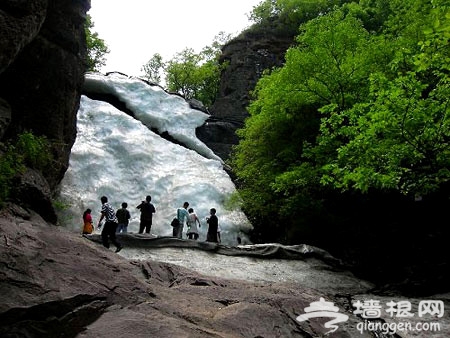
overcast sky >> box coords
[88,0,262,76]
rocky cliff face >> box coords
[197,23,296,160]
[0,0,90,222]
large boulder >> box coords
[11,168,57,223]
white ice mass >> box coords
[57,73,252,244]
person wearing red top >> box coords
[82,209,93,234]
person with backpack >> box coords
[171,217,180,237]
[137,195,156,234]
[175,202,189,239]
[116,202,131,233]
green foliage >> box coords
[317,0,450,195]
[233,5,374,238]
[248,0,354,35]
[231,0,450,243]
[142,33,231,108]
[0,132,52,205]
[165,48,204,99]
[85,14,110,72]
[248,0,279,24]
[141,53,163,84]
[0,145,25,205]
[52,198,70,211]
[164,40,227,107]
[15,132,52,170]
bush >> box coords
[0,132,52,205]
[15,132,52,170]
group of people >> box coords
[82,195,222,252]
[172,201,221,243]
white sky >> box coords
[88,0,262,77]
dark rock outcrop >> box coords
[10,168,57,223]
[0,98,11,139]
[0,0,48,73]
[0,0,90,221]
[197,24,296,160]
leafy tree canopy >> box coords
[231,0,450,241]
[141,32,231,108]
[317,0,450,195]
[141,53,163,84]
[248,0,353,35]
[85,14,110,72]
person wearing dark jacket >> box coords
[116,202,131,233]
[137,195,156,234]
[206,208,219,243]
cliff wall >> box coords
[197,23,296,160]
[0,0,90,222]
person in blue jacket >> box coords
[175,202,189,239]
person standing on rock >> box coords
[137,195,156,234]
[186,207,201,240]
[175,202,189,239]
[206,208,219,243]
[116,202,131,233]
[82,208,94,234]
[97,196,123,253]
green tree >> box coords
[85,14,109,72]
[248,0,278,24]
[232,6,381,239]
[141,53,164,84]
[165,48,202,99]
[318,0,450,195]
[163,33,231,107]
[0,132,51,205]
[232,0,450,243]
[248,0,352,35]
